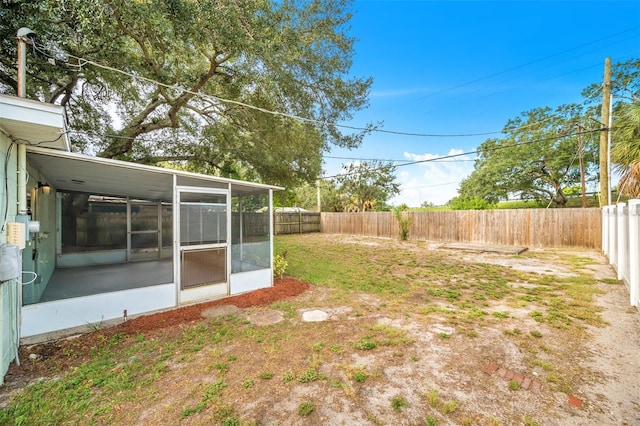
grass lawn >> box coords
[0,233,619,426]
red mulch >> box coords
[4,277,309,384]
[116,276,310,335]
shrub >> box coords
[393,206,411,240]
[273,253,288,279]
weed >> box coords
[424,417,438,426]
[438,333,450,339]
[353,371,367,383]
[228,355,237,361]
[330,344,345,354]
[214,361,229,373]
[523,415,541,426]
[221,415,241,426]
[354,338,377,350]
[298,369,319,383]
[492,311,510,319]
[391,396,409,412]
[329,380,343,388]
[601,278,620,285]
[529,330,543,338]
[298,401,315,416]
[283,372,295,382]
[180,380,227,418]
[439,400,459,414]
[312,342,324,351]
[259,372,273,379]
[426,389,439,408]
[411,355,419,361]
[242,379,254,389]
[508,380,521,390]
[532,359,553,371]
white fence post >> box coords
[629,199,640,309]
[609,205,618,267]
[617,203,629,284]
[602,207,609,255]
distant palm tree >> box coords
[612,102,640,197]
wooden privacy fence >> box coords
[274,211,321,235]
[320,208,603,248]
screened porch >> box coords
[21,147,280,337]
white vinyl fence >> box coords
[602,199,640,311]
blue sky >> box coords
[323,0,640,206]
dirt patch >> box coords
[2,240,639,426]
[1,277,308,394]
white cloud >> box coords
[390,148,475,207]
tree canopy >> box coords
[458,105,599,207]
[612,100,640,197]
[0,0,372,189]
[334,160,400,212]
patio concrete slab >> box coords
[440,243,528,255]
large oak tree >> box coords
[0,0,373,189]
[458,105,599,207]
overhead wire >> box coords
[31,39,592,140]
[322,128,602,180]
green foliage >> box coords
[293,180,345,212]
[273,254,288,279]
[334,161,400,212]
[448,196,493,210]
[458,105,598,207]
[612,100,640,197]
[298,369,319,383]
[181,380,227,418]
[298,401,315,416]
[353,371,367,383]
[354,337,377,350]
[391,396,409,412]
[393,205,411,240]
[0,0,372,189]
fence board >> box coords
[320,208,602,248]
[274,212,320,235]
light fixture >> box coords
[37,181,51,195]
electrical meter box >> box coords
[7,222,26,250]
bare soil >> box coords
[1,244,639,426]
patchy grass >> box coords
[0,234,613,425]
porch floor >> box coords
[39,259,173,303]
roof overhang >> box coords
[26,146,283,202]
[0,94,70,151]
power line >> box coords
[322,128,602,180]
[411,25,640,104]
[32,40,583,140]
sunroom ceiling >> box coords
[27,147,282,202]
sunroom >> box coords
[20,145,281,338]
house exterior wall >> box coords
[22,165,57,304]
[0,131,19,384]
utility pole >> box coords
[316,179,321,213]
[576,124,587,208]
[599,57,611,207]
